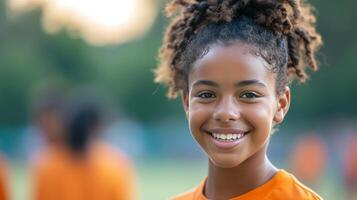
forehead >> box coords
[189,43,275,86]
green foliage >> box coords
[0,0,356,125]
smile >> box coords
[205,128,249,149]
[211,132,245,142]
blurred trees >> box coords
[0,0,356,125]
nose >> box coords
[213,97,240,123]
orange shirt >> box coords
[32,142,136,200]
[0,155,9,200]
[171,170,322,200]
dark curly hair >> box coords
[155,0,322,98]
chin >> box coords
[209,154,244,168]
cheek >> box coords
[188,102,211,133]
[244,102,275,133]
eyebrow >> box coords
[192,79,267,88]
[235,79,267,88]
[192,80,219,88]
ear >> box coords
[181,92,189,119]
[273,86,291,124]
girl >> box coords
[155,0,323,199]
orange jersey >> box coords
[32,142,136,200]
[171,170,322,200]
[0,155,9,200]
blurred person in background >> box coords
[31,90,137,200]
[289,134,328,187]
[342,134,357,200]
[32,86,67,150]
[0,154,9,200]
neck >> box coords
[205,147,277,200]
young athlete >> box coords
[32,91,136,200]
[155,0,323,199]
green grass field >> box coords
[9,160,340,200]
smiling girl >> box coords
[155,0,323,199]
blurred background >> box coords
[0,0,356,199]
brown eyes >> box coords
[240,92,261,99]
[195,91,261,100]
[197,91,216,99]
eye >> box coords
[240,91,260,99]
[197,91,216,99]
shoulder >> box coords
[92,142,136,182]
[94,142,133,170]
[266,170,323,200]
[30,146,71,179]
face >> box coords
[38,110,65,143]
[183,43,290,168]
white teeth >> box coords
[212,133,245,141]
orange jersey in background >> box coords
[172,170,322,200]
[0,155,9,200]
[32,141,136,200]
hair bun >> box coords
[156,0,323,98]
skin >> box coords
[37,110,65,146]
[182,42,291,199]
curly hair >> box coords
[155,0,322,98]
